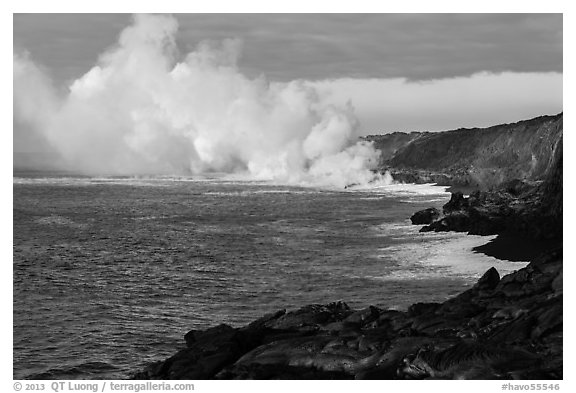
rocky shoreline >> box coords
[133,183,562,380]
[133,115,563,380]
[133,249,561,380]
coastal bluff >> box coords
[365,113,562,191]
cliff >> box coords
[363,132,423,164]
[413,131,562,242]
[365,113,563,190]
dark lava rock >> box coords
[443,191,469,214]
[475,267,500,290]
[184,323,236,348]
[420,143,562,241]
[421,186,550,237]
[407,302,441,317]
[398,341,540,379]
[410,207,440,225]
[216,363,352,380]
[243,309,286,331]
[420,211,470,232]
[151,326,247,379]
[344,306,381,326]
[265,302,352,331]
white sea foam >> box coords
[377,232,528,281]
[349,181,450,198]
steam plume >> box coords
[13,14,382,188]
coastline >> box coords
[15,177,496,380]
[133,179,562,380]
[133,248,562,380]
[14,149,561,380]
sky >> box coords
[12,13,563,176]
[13,14,562,82]
[14,14,563,134]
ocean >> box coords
[13,174,527,379]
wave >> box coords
[376,232,529,281]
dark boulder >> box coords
[243,309,286,331]
[410,208,440,225]
[466,213,506,235]
[407,302,441,317]
[154,324,249,379]
[343,306,381,326]
[443,192,468,214]
[475,267,500,291]
[185,323,236,348]
[265,302,352,331]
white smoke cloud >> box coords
[13,52,58,131]
[13,14,383,188]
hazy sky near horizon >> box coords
[14,13,563,138]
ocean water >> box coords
[13,174,527,379]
